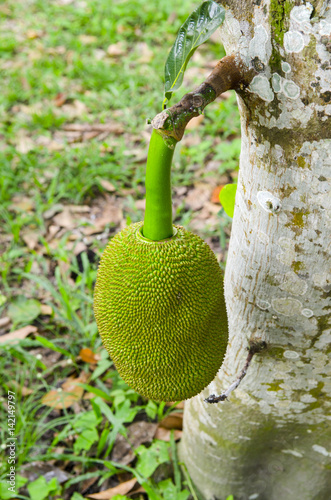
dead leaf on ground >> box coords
[61,100,87,119]
[137,42,153,63]
[159,413,183,430]
[47,225,60,240]
[52,207,76,229]
[79,35,98,44]
[185,185,211,211]
[79,348,101,364]
[94,49,106,60]
[16,135,34,153]
[211,185,225,204]
[41,372,89,409]
[20,461,71,484]
[54,93,67,107]
[154,427,183,442]
[22,230,39,250]
[98,179,116,192]
[43,204,64,220]
[111,421,157,465]
[10,196,35,212]
[62,122,124,135]
[83,198,123,235]
[186,114,204,130]
[87,477,137,499]
[26,30,43,39]
[0,325,37,344]
[68,204,90,213]
[9,380,33,396]
[80,467,99,493]
[107,42,126,57]
[40,304,53,316]
[0,317,11,329]
[52,205,89,229]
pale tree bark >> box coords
[179,1,331,499]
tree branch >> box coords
[152,54,254,142]
[205,340,267,404]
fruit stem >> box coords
[143,129,178,241]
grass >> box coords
[0,0,240,499]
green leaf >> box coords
[157,478,190,500]
[136,440,170,477]
[79,383,112,401]
[27,476,60,500]
[91,359,113,380]
[74,428,99,452]
[71,493,85,500]
[145,400,158,420]
[219,183,237,218]
[164,0,225,104]
[8,296,41,326]
[0,475,27,499]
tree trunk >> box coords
[179,1,331,499]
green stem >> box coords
[143,129,177,241]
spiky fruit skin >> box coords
[93,221,228,401]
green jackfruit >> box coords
[93,221,228,401]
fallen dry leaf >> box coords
[80,467,99,493]
[0,317,11,328]
[159,413,183,430]
[79,348,100,364]
[111,421,157,465]
[137,42,153,63]
[107,42,126,57]
[40,304,53,316]
[84,199,123,235]
[72,241,87,256]
[79,34,98,44]
[26,30,43,39]
[52,207,76,229]
[87,478,137,499]
[54,93,67,107]
[61,100,87,119]
[62,122,124,135]
[9,380,33,396]
[22,231,39,250]
[0,325,37,344]
[41,372,89,409]
[135,199,146,211]
[67,204,90,213]
[185,185,211,211]
[43,204,64,220]
[211,185,225,204]
[16,135,34,154]
[154,427,183,442]
[98,179,116,192]
[186,114,204,130]
[94,49,106,60]
[10,196,35,213]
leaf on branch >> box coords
[164,0,225,105]
[219,183,237,218]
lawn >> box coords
[0,1,240,499]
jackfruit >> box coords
[94,221,228,401]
